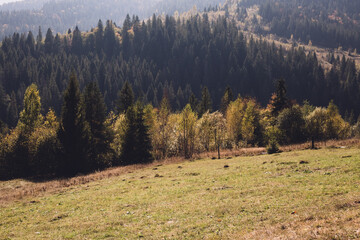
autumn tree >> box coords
[179,104,197,158]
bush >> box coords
[267,139,280,154]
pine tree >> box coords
[220,86,233,114]
[84,82,114,169]
[44,28,54,54]
[72,26,83,55]
[117,81,134,113]
[270,78,289,117]
[188,93,198,113]
[58,72,91,176]
[95,19,104,53]
[120,102,153,165]
[199,86,212,117]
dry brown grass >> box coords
[0,138,358,206]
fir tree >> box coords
[199,86,212,117]
[220,86,233,114]
[117,81,134,113]
[58,72,91,176]
[44,28,54,54]
[270,78,289,117]
[84,82,114,169]
[120,102,153,165]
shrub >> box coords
[267,139,280,154]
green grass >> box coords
[1,148,360,239]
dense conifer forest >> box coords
[0,12,358,179]
[0,0,221,40]
[236,0,360,50]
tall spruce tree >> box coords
[117,81,134,113]
[58,72,91,176]
[84,82,113,169]
[199,86,212,117]
[270,78,289,117]
[120,102,153,165]
[220,86,233,114]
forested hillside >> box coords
[232,0,360,50]
[0,14,359,129]
[0,0,222,39]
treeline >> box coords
[0,14,359,132]
[0,76,354,180]
[248,0,360,50]
[0,0,222,40]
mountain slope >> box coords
[1,147,360,239]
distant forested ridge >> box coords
[236,0,360,50]
[0,14,359,130]
[0,0,222,39]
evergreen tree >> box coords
[36,26,42,50]
[270,78,289,117]
[220,86,233,114]
[188,93,198,113]
[44,28,54,54]
[120,102,153,165]
[117,81,134,113]
[199,86,212,117]
[95,19,104,53]
[84,82,114,169]
[58,72,91,176]
[72,26,83,55]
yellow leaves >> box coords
[226,97,261,146]
[44,109,58,129]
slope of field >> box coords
[1,147,360,239]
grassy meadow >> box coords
[1,146,360,239]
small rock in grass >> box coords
[154,174,163,178]
[224,165,229,168]
[153,168,158,170]
[178,166,183,169]
[211,157,217,160]
[299,161,309,164]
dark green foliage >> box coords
[120,102,153,165]
[10,131,30,178]
[84,82,114,169]
[255,0,360,50]
[277,106,306,144]
[199,86,212,116]
[0,14,358,128]
[44,28,54,54]
[220,86,233,114]
[117,81,134,114]
[271,78,289,117]
[72,26,83,55]
[58,72,91,176]
[266,138,280,154]
[188,93,198,114]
